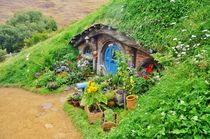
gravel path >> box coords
[0,88,81,139]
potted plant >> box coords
[71,92,82,107]
[115,89,126,107]
[101,109,118,132]
[83,81,107,124]
[105,90,116,108]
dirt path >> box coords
[0,88,81,139]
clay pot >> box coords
[101,113,117,132]
[126,95,137,110]
[85,106,102,124]
[102,122,117,132]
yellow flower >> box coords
[88,81,91,86]
[87,88,92,94]
[90,82,95,87]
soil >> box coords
[0,88,81,139]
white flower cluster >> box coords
[191,116,198,121]
[77,59,89,68]
[192,50,207,64]
[26,53,30,61]
[172,43,190,58]
[170,0,176,3]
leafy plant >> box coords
[46,81,59,90]
[72,92,82,101]
[0,49,6,62]
[35,70,54,87]
[105,90,116,100]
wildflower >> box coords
[205,80,209,85]
[129,63,134,68]
[170,22,176,25]
[173,38,178,41]
[170,0,176,2]
[180,100,185,105]
[191,35,196,38]
[180,114,186,120]
[205,34,210,37]
[192,116,198,121]
[202,29,208,32]
[144,64,153,73]
[182,29,187,32]
[181,52,186,55]
[161,112,166,116]
[169,111,176,116]
[144,75,148,79]
[26,53,30,61]
[147,125,151,129]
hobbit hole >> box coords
[70,24,158,74]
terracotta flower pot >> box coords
[85,106,103,124]
[126,95,137,110]
[101,113,118,132]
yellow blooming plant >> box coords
[83,81,107,107]
[87,81,98,94]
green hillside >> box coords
[0,0,209,138]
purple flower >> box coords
[129,63,134,68]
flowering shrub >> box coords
[77,57,94,76]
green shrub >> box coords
[46,81,59,90]
[35,70,54,87]
[24,32,49,47]
[0,10,57,53]
[0,49,6,62]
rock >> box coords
[64,86,71,91]
[41,102,53,110]
[45,123,53,129]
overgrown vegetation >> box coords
[0,11,57,53]
[0,0,209,138]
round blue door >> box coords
[104,43,120,74]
